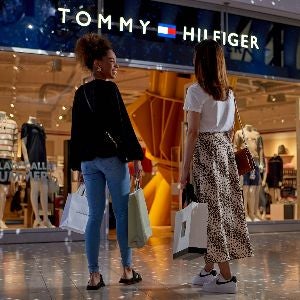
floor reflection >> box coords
[0,232,300,299]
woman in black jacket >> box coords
[71,33,143,290]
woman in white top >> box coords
[180,39,253,294]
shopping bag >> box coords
[173,202,208,260]
[128,180,152,248]
[59,185,89,234]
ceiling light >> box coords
[10,103,14,108]
[27,24,33,29]
[59,115,63,120]
[9,113,14,118]
[13,54,16,58]
[12,86,16,90]
[62,106,66,110]
[56,123,59,127]
[281,119,285,123]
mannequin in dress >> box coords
[0,111,18,229]
[21,116,54,228]
[234,124,264,221]
[259,157,268,220]
[266,153,283,203]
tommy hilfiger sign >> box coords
[58,8,260,49]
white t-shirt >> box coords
[183,83,235,132]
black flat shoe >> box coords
[119,269,142,285]
[86,274,105,290]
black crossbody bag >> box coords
[83,86,143,163]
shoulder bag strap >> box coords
[233,98,249,149]
[83,87,94,113]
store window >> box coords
[235,76,299,222]
[0,50,153,230]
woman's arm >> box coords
[180,111,201,188]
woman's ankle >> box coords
[123,267,133,278]
[204,264,214,273]
[220,272,232,281]
[89,272,100,285]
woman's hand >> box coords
[79,171,84,183]
[179,171,189,190]
[133,160,143,179]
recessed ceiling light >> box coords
[62,106,66,110]
[10,103,14,108]
[59,115,63,120]
[9,113,14,118]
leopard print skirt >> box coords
[192,132,254,263]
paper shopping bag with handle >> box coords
[173,201,208,260]
[59,184,89,234]
[128,179,152,248]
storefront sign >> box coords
[57,8,259,49]
[0,0,299,79]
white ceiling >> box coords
[0,50,299,135]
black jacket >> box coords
[70,79,143,171]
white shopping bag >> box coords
[59,185,89,234]
[173,202,208,260]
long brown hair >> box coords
[75,33,112,71]
[194,39,229,100]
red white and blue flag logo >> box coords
[157,23,176,39]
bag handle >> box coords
[134,178,141,191]
[77,184,86,196]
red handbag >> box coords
[235,147,256,176]
[233,99,256,176]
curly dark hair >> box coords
[75,33,112,71]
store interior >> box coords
[0,50,299,230]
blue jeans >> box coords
[81,156,131,273]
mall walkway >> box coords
[0,230,300,300]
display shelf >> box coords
[266,154,294,159]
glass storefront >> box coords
[0,0,300,234]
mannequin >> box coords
[234,124,264,221]
[0,111,18,229]
[259,157,268,220]
[21,116,54,228]
[266,153,283,203]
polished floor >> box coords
[1,230,300,299]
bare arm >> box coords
[180,111,201,187]
[21,137,30,170]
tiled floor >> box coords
[1,231,300,299]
